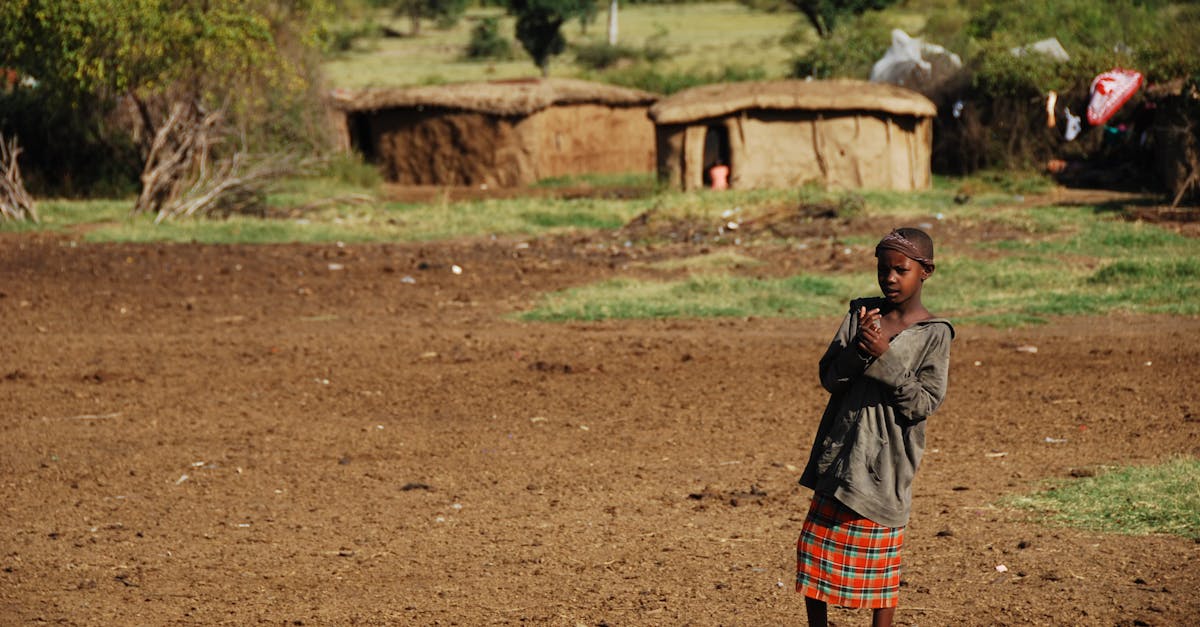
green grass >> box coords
[321,4,804,89]
[1005,457,1200,538]
[519,273,863,322]
[645,250,764,272]
[4,199,132,232]
[520,201,1200,324]
[531,171,656,189]
[10,175,1198,329]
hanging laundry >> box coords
[1087,68,1143,126]
[1063,107,1082,141]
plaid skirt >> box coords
[796,491,904,608]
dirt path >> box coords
[1,233,1197,625]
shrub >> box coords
[464,16,513,60]
[790,12,892,79]
[599,64,768,95]
[573,42,643,70]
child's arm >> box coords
[862,324,952,421]
[818,307,871,393]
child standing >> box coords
[796,228,954,627]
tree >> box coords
[507,0,590,77]
[0,0,331,197]
[396,0,468,36]
[787,0,898,39]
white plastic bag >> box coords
[870,29,963,95]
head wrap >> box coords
[875,229,934,271]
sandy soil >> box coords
[1,223,1198,626]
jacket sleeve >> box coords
[818,306,870,394]
[862,323,952,422]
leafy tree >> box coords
[507,0,591,77]
[396,0,468,36]
[0,0,331,195]
[787,0,898,39]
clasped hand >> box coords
[856,306,889,358]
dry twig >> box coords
[0,133,37,223]
[133,100,320,223]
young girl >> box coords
[796,227,954,627]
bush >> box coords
[598,64,768,95]
[790,12,892,79]
[0,87,140,197]
[573,25,669,70]
[324,20,381,54]
[464,16,513,60]
[573,42,644,70]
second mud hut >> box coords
[648,80,937,191]
[331,78,659,187]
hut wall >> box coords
[662,110,931,191]
[655,125,686,189]
[368,108,530,187]
[521,104,655,180]
[327,107,351,153]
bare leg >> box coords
[804,596,828,627]
[872,606,895,627]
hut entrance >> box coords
[702,124,731,189]
[347,113,376,162]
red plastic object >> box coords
[1087,68,1143,126]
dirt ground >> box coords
[2,213,1199,626]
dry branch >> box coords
[133,100,320,223]
[0,133,37,223]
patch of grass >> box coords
[519,273,867,322]
[381,196,645,241]
[531,171,655,189]
[0,199,132,233]
[645,250,764,272]
[518,208,627,230]
[1005,457,1200,538]
[15,179,1200,328]
[85,214,394,245]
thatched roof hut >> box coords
[330,78,659,187]
[648,80,937,191]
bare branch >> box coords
[133,100,322,223]
[0,133,37,223]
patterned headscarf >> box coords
[875,229,935,271]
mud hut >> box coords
[330,78,659,187]
[648,80,937,191]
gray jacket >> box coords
[799,297,954,527]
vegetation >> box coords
[320,3,798,89]
[465,16,514,59]
[8,172,1197,328]
[507,0,593,76]
[786,0,900,39]
[395,0,469,35]
[1006,457,1200,538]
[0,0,333,197]
[791,0,1200,172]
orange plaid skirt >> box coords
[796,492,904,608]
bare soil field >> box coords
[1,225,1198,626]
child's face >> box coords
[876,250,928,306]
